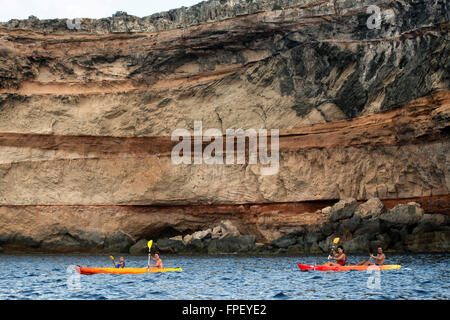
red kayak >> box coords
[298,263,401,272]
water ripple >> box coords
[0,253,448,299]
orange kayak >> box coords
[74,266,183,275]
[298,263,401,272]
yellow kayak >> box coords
[74,266,183,275]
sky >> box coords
[0,0,206,22]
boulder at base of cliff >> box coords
[353,219,383,238]
[183,234,193,245]
[1,233,41,248]
[270,235,296,249]
[0,246,3,253]
[208,235,256,254]
[405,231,450,252]
[103,231,135,253]
[343,235,370,253]
[270,230,304,248]
[191,229,212,241]
[309,242,325,254]
[186,239,208,253]
[412,222,440,235]
[388,226,409,247]
[217,220,241,239]
[418,214,449,227]
[380,202,424,225]
[412,214,450,235]
[338,215,362,234]
[129,239,149,255]
[303,232,326,253]
[369,234,391,252]
[40,230,104,250]
[328,198,357,222]
[40,233,82,249]
[319,222,336,236]
[155,238,185,253]
[355,198,387,219]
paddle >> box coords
[109,255,115,267]
[147,240,153,270]
[328,237,340,260]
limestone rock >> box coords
[129,239,149,255]
[155,238,185,253]
[355,198,387,220]
[186,239,207,253]
[270,229,304,248]
[211,226,225,239]
[103,231,135,253]
[412,223,436,235]
[309,242,324,254]
[319,222,336,236]
[0,0,448,254]
[218,220,240,239]
[317,103,347,122]
[380,203,424,225]
[192,229,212,241]
[405,231,450,252]
[270,235,297,249]
[370,234,391,251]
[304,232,324,245]
[419,214,449,226]
[208,235,256,254]
[343,235,370,254]
[354,219,383,238]
[40,233,83,249]
[328,198,357,222]
[183,234,193,245]
[338,215,362,234]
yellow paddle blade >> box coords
[109,256,115,260]
[147,240,153,249]
[333,237,340,244]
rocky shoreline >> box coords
[0,198,448,255]
[130,198,450,255]
[145,198,450,254]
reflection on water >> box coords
[0,253,448,300]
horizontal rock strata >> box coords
[0,0,448,253]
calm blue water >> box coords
[0,254,448,300]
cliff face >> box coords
[0,0,449,253]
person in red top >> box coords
[323,245,347,267]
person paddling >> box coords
[114,256,126,268]
[148,252,163,269]
[357,247,385,266]
[323,245,347,267]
